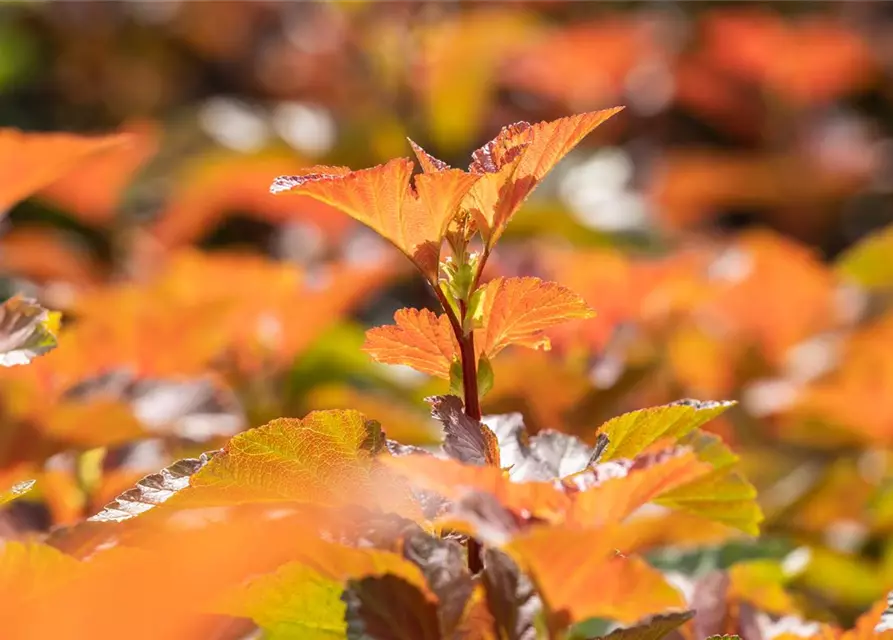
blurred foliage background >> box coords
[4,0,893,629]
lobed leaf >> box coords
[0,296,60,367]
[475,277,594,358]
[182,410,387,506]
[271,159,480,279]
[464,108,623,248]
[597,399,735,462]
[363,308,457,379]
[654,432,763,536]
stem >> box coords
[457,302,482,420]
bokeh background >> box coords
[4,0,893,628]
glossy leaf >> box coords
[363,308,457,379]
[88,452,217,523]
[0,479,36,506]
[475,277,594,358]
[272,158,480,279]
[428,394,500,466]
[0,296,60,367]
[597,399,735,462]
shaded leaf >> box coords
[343,574,441,640]
[364,308,457,378]
[272,158,480,279]
[402,528,474,635]
[595,611,695,640]
[428,394,500,466]
[475,277,594,358]
[88,451,217,523]
[597,399,734,461]
[485,412,601,481]
[0,296,60,366]
[0,479,35,506]
[482,548,541,640]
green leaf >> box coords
[228,563,346,640]
[597,399,734,462]
[654,431,763,536]
[477,354,494,398]
[449,358,464,398]
[835,223,893,289]
[0,479,35,506]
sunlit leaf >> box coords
[428,394,500,466]
[464,108,623,248]
[380,454,570,521]
[0,128,129,212]
[836,223,893,290]
[475,277,594,358]
[0,296,60,366]
[568,449,715,527]
[0,478,35,506]
[508,526,684,628]
[363,308,458,378]
[88,452,217,523]
[597,399,734,462]
[182,410,386,507]
[0,541,81,606]
[655,432,763,535]
[272,158,480,279]
[38,119,159,226]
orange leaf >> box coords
[475,277,594,358]
[363,308,458,378]
[0,129,130,213]
[272,159,480,279]
[507,526,684,627]
[568,450,714,527]
[464,108,623,247]
[38,120,159,227]
[380,454,570,521]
